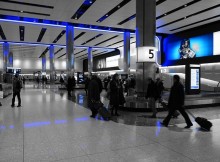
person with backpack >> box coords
[11,74,22,108]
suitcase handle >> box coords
[185,109,196,119]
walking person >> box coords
[155,78,164,103]
[11,74,22,108]
[84,76,90,96]
[160,75,193,128]
[87,75,100,118]
[109,74,120,116]
[67,75,74,96]
[146,78,157,118]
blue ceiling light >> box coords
[0,14,135,34]
[96,0,132,23]
[71,0,96,20]
[0,41,116,51]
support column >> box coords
[42,54,46,74]
[136,0,157,96]
[3,42,9,72]
[66,25,75,76]
[49,45,55,84]
[136,0,155,47]
[87,47,93,74]
[123,32,130,73]
[8,51,13,67]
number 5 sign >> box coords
[137,47,157,62]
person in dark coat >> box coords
[161,75,193,128]
[103,76,111,91]
[87,75,100,118]
[95,76,103,94]
[84,76,90,96]
[11,74,22,107]
[67,75,75,96]
[146,78,157,118]
[155,78,164,102]
[109,73,121,116]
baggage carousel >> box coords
[120,92,220,112]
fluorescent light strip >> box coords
[0,41,115,49]
[0,18,135,34]
[0,19,66,28]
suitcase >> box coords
[186,110,212,131]
[98,106,111,121]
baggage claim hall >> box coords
[0,0,220,161]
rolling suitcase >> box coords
[98,106,111,121]
[186,110,212,131]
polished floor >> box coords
[1,85,220,162]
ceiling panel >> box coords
[0,0,220,60]
[77,0,123,25]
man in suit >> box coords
[11,74,22,107]
[161,75,193,128]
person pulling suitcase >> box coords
[160,75,193,128]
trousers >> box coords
[12,92,21,106]
[163,106,192,126]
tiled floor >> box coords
[0,86,220,162]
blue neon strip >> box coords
[0,41,116,50]
[74,117,89,122]
[0,15,135,34]
[24,121,51,128]
[54,120,67,124]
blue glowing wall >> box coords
[164,33,213,61]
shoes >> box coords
[11,105,15,108]
[184,124,193,129]
[160,122,168,127]
[150,115,157,118]
[17,105,21,107]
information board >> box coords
[191,69,200,89]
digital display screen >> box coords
[106,55,120,68]
[6,67,21,74]
[165,33,213,61]
[77,72,84,84]
[191,69,200,89]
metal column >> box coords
[123,32,130,74]
[66,25,75,76]
[88,47,93,74]
[136,0,157,96]
[3,42,9,72]
[49,45,55,84]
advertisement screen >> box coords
[191,69,200,89]
[165,33,213,61]
[106,55,120,68]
